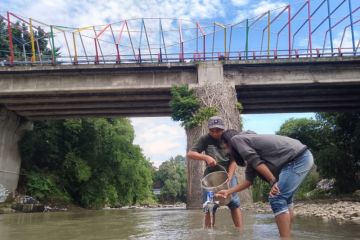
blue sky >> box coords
[1,0,358,166]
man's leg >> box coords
[270,150,314,238]
[228,176,243,229]
[275,212,291,238]
[288,203,294,228]
[204,212,216,228]
[230,207,243,229]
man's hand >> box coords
[216,189,230,199]
[269,182,280,197]
[205,156,217,167]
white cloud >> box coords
[231,0,249,7]
[131,117,186,167]
[233,0,286,23]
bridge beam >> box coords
[0,107,32,202]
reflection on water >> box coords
[0,208,359,240]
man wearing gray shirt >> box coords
[217,129,314,238]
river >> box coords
[0,208,359,240]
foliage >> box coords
[170,85,200,124]
[185,107,218,129]
[19,118,154,209]
[251,177,271,202]
[170,85,217,129]
[275,113,360,194]
[26,171,70,204]
[315,113,360,193]
[294,170,320,200]
[154,155,187,203]
[236,102,243,114]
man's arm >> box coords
[255,163,276,184]
[227,160,237,180]
[187,150,217,167]
[216,180,252,198]
[255,163,280,196]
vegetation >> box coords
[19,119,154,209]
[278,113,360,193]
[153,155,187,203]
[170,85,217,129]
[252,112,360,201]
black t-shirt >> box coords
[191,134,231,175]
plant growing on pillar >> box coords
[169,85,217,129]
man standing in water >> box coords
[187,116,242,229]
[217,129,314,238]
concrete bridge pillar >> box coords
[0,107,32,202]
[186,62,252,209]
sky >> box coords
[1,0,358,167]
[131,113,315,167]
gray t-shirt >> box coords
[230,134,307,183]
[191,134,231,175]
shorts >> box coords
[268,149,314,216]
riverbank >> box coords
[242,200,360,224]
[294,201,360,223]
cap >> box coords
[208,116,225,130]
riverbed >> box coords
[0,208,359,240]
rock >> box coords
[0,207,16,214]
[353,190,360,199]
[316,179,335,191]
[350,217,360,224]
[11,203,45,213]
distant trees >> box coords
[19,118,154,209]
[154,155,187,203]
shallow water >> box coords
[0,208,359,240]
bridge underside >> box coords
[2,82,360,120]
[0,89,173,120]
[237,82,360,114]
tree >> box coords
[19,118,154,208]
[154,155,187,203]
[276,113,360,193]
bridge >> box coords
[1,0,360,207]
[0,57,360,120]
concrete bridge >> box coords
[1,57,360,120]
[1,56,360,206]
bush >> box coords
[26,171,70,204]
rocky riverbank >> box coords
[294,201,360,223]
[241,200,360,224]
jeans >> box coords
[268,149,314,216]
[202,175,241,211]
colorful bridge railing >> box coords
[0,0,359,66]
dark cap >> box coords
[208,116,225,130]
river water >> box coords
[0,208,359,240]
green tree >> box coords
[19,118,154,208]
[155,155,187,203]
[276,113,360,194]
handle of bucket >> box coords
[205,164,228,174]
